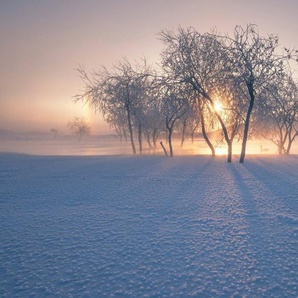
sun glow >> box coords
[215,146,227,155]
[214,102,222,112]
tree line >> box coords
[50,117,91,140]
[74,24,298,163]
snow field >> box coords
[0,154,297,297]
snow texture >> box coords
[1,153,298,297]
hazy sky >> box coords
[1,0,298,134]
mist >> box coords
[1,129,296,157]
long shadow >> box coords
[155,157,215,215]
[236,160,298,296]
[242,158,298,221]
[229,162,269,243]
[228,163,280,293]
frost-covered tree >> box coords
[185,106,200,143]
[209,83,245,151]
[159,25,295,162]
[73,24,297,159]
[140,83,165,148]
[219,24,286,162]
[75,58,152,154]
[50,128,58,139]
[105,107,128,142]
[67,117,91,140]
[159,27,237,162]
[259,73,298,154]
[160,83,191,156]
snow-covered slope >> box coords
[1,154,297,297]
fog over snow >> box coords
[1,153,297,297]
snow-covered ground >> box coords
[1,153,297,297]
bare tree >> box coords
[105,108,128,142]
[142,102,164,148]
[159,25,294,162]
[50,128,58,139]
[159,27,235,162]
[137,78,165,149]
[75,58,152,155]
[210,83,244,152]
[73,24,297,159]
[220,25,287,162]
[161,83,190,156]
[185,106,200,143]
[198,100,216,156]
[259,73,298,154]
[67,116,91,140]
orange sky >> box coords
[1,0,298,134]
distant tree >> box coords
[50,128,58,139]
[177,103,201,146]
[185,106,200,143]
[142,100,164,148]
[144,81,167,148]
[67,116,91,140]
[161,83,191,156]
[259,73,298,154]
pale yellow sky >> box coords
[1,0,298,134]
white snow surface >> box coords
[1,153,298,297]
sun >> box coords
[214,102,222,112]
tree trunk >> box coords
[145,132,153,148]
[160,141,168,156]
[126,104,136,154]
[214,110,232,162]
[286,140,292,154]
[190,123,198,143]
[191,131,194,143]
[240,83,255,163]
[165,117,175,157]
[152,129,158,148]
[278,143,283,155]
[286,131,298,154]
[227,142,232,162]
[276,128,284,154]
[116,127,123,142]
[138,121,142,154]
[168,127,174,157]
[123,128,128,143]
[181,118,187,147]
[200,107,215,157]
[199,92,231,161]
